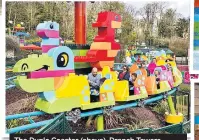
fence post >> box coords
[174,92,177,110]
[62,113,66,134]
[124,128,128,134]
[149,128,153,134]
[181,123,184,134]
[188,93,190,120]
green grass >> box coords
[179,84,190,93]
[6,119,21,134]
[152,100,169,115]
[124,120,157,130]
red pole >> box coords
[75,2,86,44]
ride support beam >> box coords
[167,95,176,115]
[96,115,104,131]
[75,2,86,45]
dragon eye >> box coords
[21,63,29,71]
[50,24,54,29]
[57,53,68,67]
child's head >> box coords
[141,62,146,68]
[122,65,129,72]
[131,73,137,80]
[154,70,159,76]
[167,63,171,67]
[152,58,156,63]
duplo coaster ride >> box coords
[6,11,184,134]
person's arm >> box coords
[90,75,101,87]
[124,72,130,80]
[88,74,96,86]
[88,74,92,84]
[95,75,101,87]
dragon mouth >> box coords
[35,65,49,71]
[23,65,49,79]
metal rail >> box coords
[6,76,17,90]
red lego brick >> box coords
[87,50,107,59]
[111,42,121,50]
[74,56,97,62]
[93,28,115,42]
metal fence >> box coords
[88,122,190,134]
[36,113,72,134]
[36,113,190,134]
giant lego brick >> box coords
[90,42,111,50]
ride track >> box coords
[6,76,17,90]
[6,87,177,134]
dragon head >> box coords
[36,21,59,38]
[13,46,74,93]
[92,11,122,28]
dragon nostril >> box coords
[21,63,29,71]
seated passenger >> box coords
[154,70,160,89]
[118,65,130,81]
[129,73,137,95]
[167,63,175,82]
[131,54,136,64]
[88,67,100,102]
[152,58,156,64]
[167,63,173,71]
[140,62,150,76]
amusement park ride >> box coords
[13,24,41,50]
[6,2,186,134]
[13,24,29,46]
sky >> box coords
[125,0,190,18]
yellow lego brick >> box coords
[114,80,129,101]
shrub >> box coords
[179,84,190,92]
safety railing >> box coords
[6,76,17,90]
[36,113,190,134]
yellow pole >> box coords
[167,95,176,115]
[96,115,104,131]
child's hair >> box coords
[131,73,137,79]
[140,63,144,67]
[167,63,171,66]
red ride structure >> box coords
[75,2,86,45]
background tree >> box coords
[6,1,190,56]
